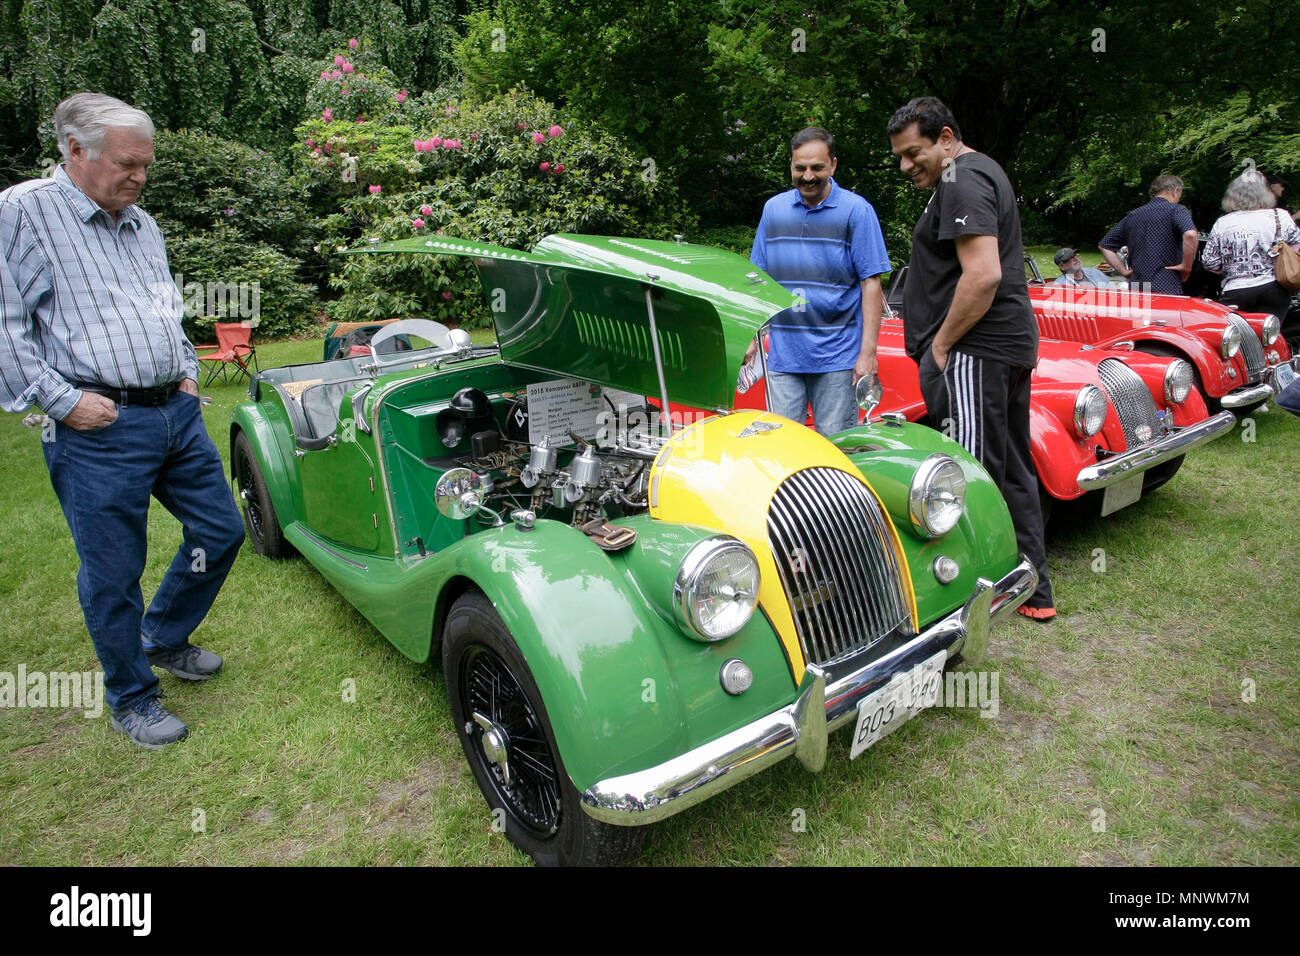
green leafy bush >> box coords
[300,83,697,327]
[166,225,316,342]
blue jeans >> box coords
[766,368,859,436]
[42,391,245,714]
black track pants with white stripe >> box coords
[918,349,1055,609]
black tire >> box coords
[1141,454,1185,493]
[443,591,646,866]
[233,430,293,558]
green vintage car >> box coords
[231,234,1036,865]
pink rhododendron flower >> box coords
[320,71,329,79]
[322,143,332,153]
[322,108,332,122]
[369,185,382,195]
[442,291,453,300]
[420,205,433,216]
[331,69,342,79]
[412,218,425,229]
[348,38,359,49]
[470,132,480,141]
[431,136,443,148]
[516,121,527,130]
[396,90,408,103]
[305,138,315,146]
[342,62,355,74]
[549,125,564,138]
[334,55,345,66]
[313,148,322,155]
[539,161,550,172]
[355,117,365,124]
[532,131,545,144]
[554,163,565,174]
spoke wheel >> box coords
[461,644,561,836]
[443,591,646,866]
[233,431,292,558]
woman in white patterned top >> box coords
[1202,170,1300,316]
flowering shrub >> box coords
[312,84,696,327]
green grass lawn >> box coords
[1,332,1297,866]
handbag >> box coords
[1271,209,1300,291]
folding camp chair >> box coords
[196,322,259,387]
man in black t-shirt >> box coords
[885,96,1055,620]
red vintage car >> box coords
[733,314,1235,520]
[1020,258,1298,411]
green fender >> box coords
[230,402,301,530]
[832,420,1021,625]
[436,516,796,792]
[295,513,797,793]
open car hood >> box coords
[348,234,801,410]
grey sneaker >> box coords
[111,697,189,750]
[143,641,223,680]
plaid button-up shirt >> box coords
[0,165,197,420]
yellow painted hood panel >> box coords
[648,410,917,680]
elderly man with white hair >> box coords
[0,93,245,749]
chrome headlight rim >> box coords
[908,453,967,539]
[1073,384,1108,437]
[1163,359,1194,404]
[672,536,760,642]
[1220,324,1241,359]
[1262,314,1281,346]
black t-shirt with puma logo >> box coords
[902,150,1039,368]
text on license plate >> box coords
[850,650,947,759]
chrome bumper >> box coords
[1221,383,1273,408]
[1075,410,1236,490]
[580,557,1038,826]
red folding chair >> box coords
[196,322,259,387]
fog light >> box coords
[932,555,960,584]
[719,659,753,695]
[1267,349,1281,365]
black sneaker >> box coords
[143,641,223,680]
[111,697,189,750]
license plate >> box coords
[1099,473,1143,516]
[850,650,947,759]
[1275,361,1297,392]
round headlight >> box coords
[1263,314,1281,346]
[1163,359,1194,404]
[908,454,966,538]
[673,537,760,641]
[1220,324,1241,359]
[1073,385,1108,437]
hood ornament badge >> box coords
[738,420,783,438]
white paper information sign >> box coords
[526,378,606,444]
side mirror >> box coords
[436,467,487,520]
[855,373,883,418]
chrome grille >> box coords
[1097,358,1159,449]
[1226,313,1265,382]
[767,468,911,666]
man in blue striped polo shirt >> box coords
[750,127,891,435]
[0,93,245,749]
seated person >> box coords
[1053,247,1110,286]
